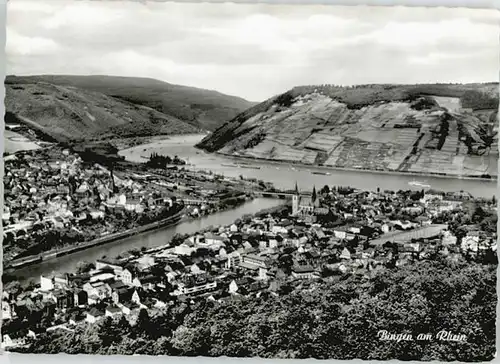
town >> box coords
[2,179,497,349]
[2,146,273,266]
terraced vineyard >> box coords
[197,84,498,178]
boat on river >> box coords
[312,171,331,176]
[240,165,261,170]
[408,180,431,188]
[221,163,238,167]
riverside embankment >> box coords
[9,198,285,284]
[5,206,186,270]
[118,134,497,199]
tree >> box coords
[19,260,497,361]
[134,308,151,338]
[76,261,95,274]
[171,233,188,246]
[4,281,22,296]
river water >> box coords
[4,130,41,154]
[119,134,497,198]
[12,198,283,283]
[12,133,497,282]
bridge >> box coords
[254,190,312,199]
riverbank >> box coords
[117,133,497,198]
[112,133,209,150]
[8,198,285,284]
[215,152,497,182]
[5,193,254,272]
[4,207,186,271]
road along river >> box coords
[119,134,497,199]
[11,198,284,284]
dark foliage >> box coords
[461,90,498,110]
[18,260,496,361]
[146,152,186,169]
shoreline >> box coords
[4,194,253,273]
[4,207,186,271]
[214,151,497,183]
[114,133,209,150]
[117,133,497,183]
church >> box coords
[292,183,320,216]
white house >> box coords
[40,275,54,291]
[225,251,241,269]
[347,225,362,234]
[89,210,105,220]
[333,228,348,239]
[218,247,228,257]
[229,280,238,294]
[205,234,225,246]
[125,198,141,212]
[86,308,104,323]
[269,239,278,249]
[190,264,203,275]
[461,232,480,252]
[271,224,288,234]
[291,265,316,279]
[174,243,196,256]
[105,306,122,317]
[121,269,133,285]
[2,301,12,320]
[259,267,268,280]
[340,247,351,260]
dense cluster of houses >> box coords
[2,185,496,348]
[2,147,244,261]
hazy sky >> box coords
[6,1,499,101]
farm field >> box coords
[198,84,499,178]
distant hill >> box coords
[6,75,256,132]
[197,83,499,178]
[5,80,200,144]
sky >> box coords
[6,1,499,101]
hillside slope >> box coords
[6,75,256,131]
[197,84,499,178]
[5,81,199,143]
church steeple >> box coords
[312,185,317,203]
[110,168,117,194]
[292,182,300,216]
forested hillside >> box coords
[15,258,496,361]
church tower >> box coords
[109,168,117,194]
[292,182,300,215]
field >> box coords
[198,83,498,178]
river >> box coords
[4,129,41,154]
[12,133,497,282]
[11,198,284,283]
[119,134,497,199]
